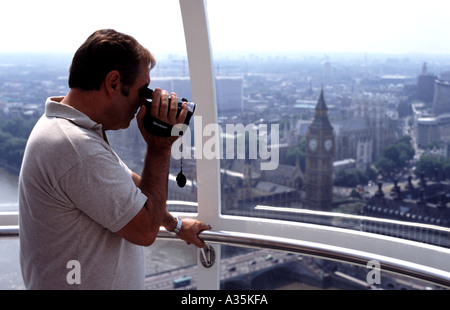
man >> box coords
[19,29,210,289]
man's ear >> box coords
[104,70,121,97]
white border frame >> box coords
[1,0,449,290]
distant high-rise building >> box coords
[305,89,335,211]
[440,71,450,82]
[215,77,243,112]
[416,117,439,148]
[432,79,450,116]
[150,77,191,100]
[416,62,436,103]
[150,76,243,113]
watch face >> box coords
[324,139,333,151]
[309,138,318,151]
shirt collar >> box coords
[45,96,104,137]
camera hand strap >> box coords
[176,131,187,188]
[145,116,173,137]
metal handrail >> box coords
[0,225,19,236]
[2,222,450,288]
[158,229,450,289]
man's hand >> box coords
[136,88,188,149]
[176,219,211,248]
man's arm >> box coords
[117,90,209,247]
[129,170,210,248]
[116,144,174,246]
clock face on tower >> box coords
[308,138,318,151]
[324,139,333,151]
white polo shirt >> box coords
[19,97,148,289]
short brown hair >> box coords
[68,29,156,90]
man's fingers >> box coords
[167,92,178,121]
[150,88,161,117]
[159,90,169,119]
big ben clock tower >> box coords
[305,89,335,210]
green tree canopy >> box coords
[286,137,306,171]
[415,155,450,180]
[375,135,415,178]
[0,116,38,173]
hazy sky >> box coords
[0,0,448,55]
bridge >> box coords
[145,249,305,290]
[144,247,437,290]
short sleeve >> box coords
[58,152,148,232]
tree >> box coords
[286,137,306,171]
[334,169,368,187]
[375,157,396,178]
[396,136,415,160]
[375,136,415,178]
[365,165,377,181]
[414,155,450,180]
[350,189,361,198]
[0,116,39,173]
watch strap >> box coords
[168,217,182,235]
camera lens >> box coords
[186,101,196,114]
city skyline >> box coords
[1,0,449,55]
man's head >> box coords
[66,29,156,130]
[68,29,156,92]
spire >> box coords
[422,62,427,75]
[309,87,333,130]
[315,87,328,111]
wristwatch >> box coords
[168,217,182,235]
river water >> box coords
[0,168,21,289]
[0,168,19,212]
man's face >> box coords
[109,63,150,130]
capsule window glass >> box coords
[205,0,450,248]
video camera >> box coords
[139,87,196,137]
